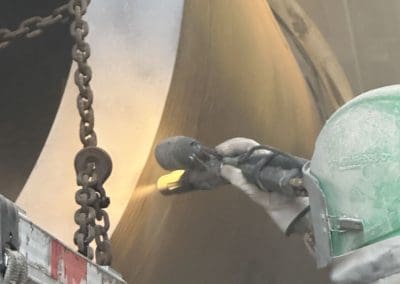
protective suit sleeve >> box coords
[216,137,310,235]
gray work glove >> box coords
[215,137,309,234]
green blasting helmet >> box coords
[303,85,400,267]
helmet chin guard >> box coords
[306,85,400,267]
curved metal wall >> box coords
[5,0,381,283]
[16,0,184,248]
[112,1,327,283]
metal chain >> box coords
[70,0,113,266]
[74,162,97,260]
[69,0,96,148]
[74,148,113,265]
[0,3,71,49]
[0,0,113,266]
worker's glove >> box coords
[215,138,309,234]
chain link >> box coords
[0,2,71,49]
[69,0,97,147]
[1,0,114,267]
[70,0,113,266]
[74,148,113,265]
[74,163,97,260]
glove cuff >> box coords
[266,197,310,234]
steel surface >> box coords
[16,0,184,248]
[112,1,328,283]
[1,0,339,283]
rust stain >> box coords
[288,7,309,38]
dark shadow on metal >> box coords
[0,1,72,200]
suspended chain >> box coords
[0,0,113,266]
[74,148,112,265]
[0,2,71,49]
[70,0,113,266]
[69,0,96,147]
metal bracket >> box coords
[0,194,20,272]
[328,216,364,233]
[302,162,332,268]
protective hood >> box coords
[307,85,400,267]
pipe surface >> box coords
[16,0,184,247]
[112,1,327,283]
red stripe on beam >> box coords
[51,240,87,283]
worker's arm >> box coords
[156,136,400,283]
[216,138,400,284]
[215,138,311,236]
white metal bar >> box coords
[18,213,126,284]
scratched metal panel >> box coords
[87,263,103,284]
[87,262,126,284]
[19,215,52,277]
